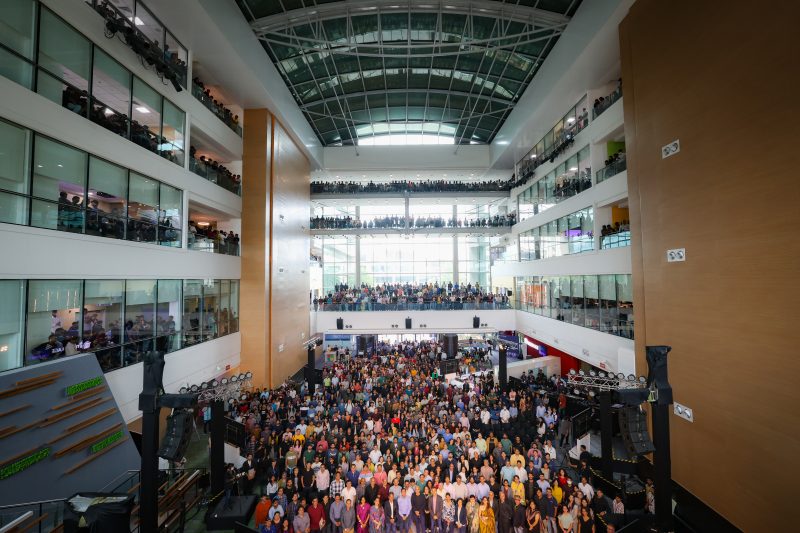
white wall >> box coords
[492,245,631,278]
[499,355,562,379]
[514,311,635,374]
[312,309,516,335]
[106,332,241,422]
[0,224,240,280]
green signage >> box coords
[65,376,103,397]
[0,448,50,480]
[90,430,124,454]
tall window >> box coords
[84,280,124,372]
[0,0,36,87]
[182,280,203,346]
[91,48,131,136]
[25,280,83,364]
[0,119,31,225]
[0,280,25,372]
[131,76,162,155]
[31,135,88,232]
[161,99,185,165]
[127,172,159,243]
[87,156,127,239]
[156,280,182,353]
[37,9,91,115]
[158,183,182,247]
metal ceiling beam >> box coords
[251,0,571,34]
[300,88,514,109]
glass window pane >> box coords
[0,280,25,371]
[0,0,37,59]
[128,172,158,221]
[219,280,231,336]
[91,48,131,135]
[134,3,164,46]
[0,45,34,88]
[0,119,31,224]
[37,9,90,90]
[230,281,239,333]
[86,156,126,238]
[584,275,599,329]
[25,280,82,364]
[161,99,184,165]
[159,182,181,227]
[31,135,87,232]
[84,280,123,371]
[156,280,181,353]
[183,280,202,346]
[123,279,156,367]
[131,77,161,153]
[202,279,221,340]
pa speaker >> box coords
[336,317,344,330]
[405,317,412,329]
[618,407,656,457]
[473,316,480,329]
[158,410,193,461]
[507,290,513,296]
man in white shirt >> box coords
[578,477,594,500]
[341,480,357,506]
[452,478,468,500]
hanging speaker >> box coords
[158,410,193,462]
[336,317,344,330]
[618,407,656,457]
[473,316,480,328]
[405,317,412,329]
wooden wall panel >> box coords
[241,109,272,387]
[620,1,800,531]
[269,118,311,387]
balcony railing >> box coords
[191,81,243,136]
[189,157,242,196]
[592,87,622,119]
[596,158,627,183]
[188,237,240,256]
[314,301,512,312]
[601,230,631,249]
[516,301,634,340]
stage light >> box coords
[616,373,625,380]
[245,371,253,379]
[598,371,606,378]
[238,373,245,381]
[578,370,585,376]
[230,375,238,383]
[589,370,597,377]
[210,379,219,388]
[588,391,595,397]
[569,369,576,376]
[179,386,188,394]
[627,374,636,381]
[221,378,229,385]
[573,388,580,395]
[190,384,199,393]
[638,376,646,383]
[200,382,208,390]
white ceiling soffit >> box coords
[143,0,323,167]
[490,0,634,169]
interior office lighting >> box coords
[135,106,150,113]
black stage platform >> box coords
[206,495,257,531]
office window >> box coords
[25,280,82,365]
[570,276,584,326]
[158,183,181,247]
[0,280,25,372]
[37,9,91,113]
[123,279,156,367]
[617,274,634,338]
[548,278,560,320]
[229,281,239,333]
[160,99,185,166]
[134,3,164,46]
[203,280,221,340]
[31,135,87,233]
[182,280,203,346]
[91,48,131,136]
[0,0,36,88]
[0,119,31,225]
[84,280,123,372]
[599,274,617,333]
[87,156,126,239]
[219,280,231,336]
[131,76,162,154]
[127,172,158,243]
[584,275,600,329]
[156,280,181,353]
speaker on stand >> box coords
[336,317,344,330]
[473,316,480,329]
[405,317,412,329]
[618,406,656,456]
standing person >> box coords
[411,485,427,533]
[478,498,495,533]
[357,497,372,533]
[442,494,455,533]
[309,498,326,533]
[496,491,514,533]
[512,496,527,533]
[397,488,412,533]
[294,505,312,533]
[429,486,444,533]
[370,497,386,533]
[525,501,540,533]
[331,494,346,533]
[343,498,358,533]
[466,495,480,533]
[557,505,574,533]
[384,492,398,533]
[577,508,594,533]
[454,498,467,533]
[543,489,558,533]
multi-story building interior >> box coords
[0,0,796,532]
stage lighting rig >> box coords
[179,371,253,403]
[567,368,648,393]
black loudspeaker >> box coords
[336,317,344,330]
[618,407,656,456]
[507,290,513,296]
[405,317,412,329]
[473,316,480,329]
[444,334,458,360]
[158,410,193,461]
[357,336,367,354]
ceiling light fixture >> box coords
[135,106,150,114]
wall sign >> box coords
[0,448,51,480]
[65,376,103,397]
[90,430,124,454]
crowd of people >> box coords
[313,283,511,311]
[188,221,240,256]
[213,342,649,533]
[310,215,516,231]
[592,81,622,119]
[599,221,630,239]
[311,180,517,195]
[189,146,242,195]
[192,77,242,134]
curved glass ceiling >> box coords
[235,0,583,146]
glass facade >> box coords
[518,145,591,220]
[0,3,186,166]
[519,207,594,261]
[0,278,239,373]
[0,117,182,246]
[516,274,634,339]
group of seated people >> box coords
[188,221,240,256]
[310,215,516,230]
[311,180,517,195]
[600,221,630,238]
[314,283,510,311]
[189,146,242,194]
[592,81,622,118]
[213,342,650,533]
[192,77,241,133]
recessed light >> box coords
[135,106,150,113]
[569,167,578,171]
[566,117,575,123]
[57,164,63,168]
